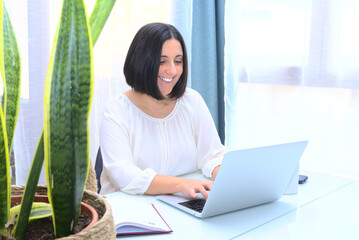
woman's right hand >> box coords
[145,174,214,199]
[176,178,213,199]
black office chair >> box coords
[94,148,103,193]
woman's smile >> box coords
[159,76,174,83]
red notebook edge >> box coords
[116,203,173,236]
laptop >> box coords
[156,140,308,218]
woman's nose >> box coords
[166,62,177,75]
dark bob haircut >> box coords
[124,23,188,100]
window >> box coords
[225,0,359,180]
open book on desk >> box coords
[105,195,172,235]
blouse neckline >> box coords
[121,93,180,122]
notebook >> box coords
[157,140,308,218]
[105,196,172,235]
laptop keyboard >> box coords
[178,199,206,213]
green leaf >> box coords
[11,202,52,225]
[89,0,116,46]
[43,0,93,237]
[0,1,21,152]
[11,1,116,238]
[13,132,44,240]
[0,106,10,236]
[0,0,20,236]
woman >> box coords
[99,23,226,199]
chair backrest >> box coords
[95,148,103,193]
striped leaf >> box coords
[12,0,116,238]
[89,0,116,46]
[0,107,9,236]
[0,0,21,153]
[0,0,20,236]
[43,0,93,237]
[11,202,52,225]
[13,132,44,240]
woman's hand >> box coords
[145,175,214,199]
[176,179,213,199]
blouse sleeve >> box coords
[192,92,227,179]
[99,100,157,195]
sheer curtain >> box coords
[224,0,359,179]
[8,0,190,185]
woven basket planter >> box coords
[1,185,116,240]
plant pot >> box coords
[1,185,116,240]
[10,195,98,235]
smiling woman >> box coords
[99,22,226,199]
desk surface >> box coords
[236,181,359,240]
[104,171,358,240]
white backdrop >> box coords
[224,0,359,180]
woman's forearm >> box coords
[145,174,182,195]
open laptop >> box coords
[156,140,308,218]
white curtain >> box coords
[224,0,359,179]
[6,0,191,185]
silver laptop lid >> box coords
[201,140,308,217]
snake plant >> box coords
[0,0,21,236]
[0,0,116,239]
[43,0,94,237]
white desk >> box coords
[104,171,357,240]
[236,179,359,240]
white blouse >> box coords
[99,88,226,195]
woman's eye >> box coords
[175,60,183,64]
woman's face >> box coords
[157,39,183,98]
